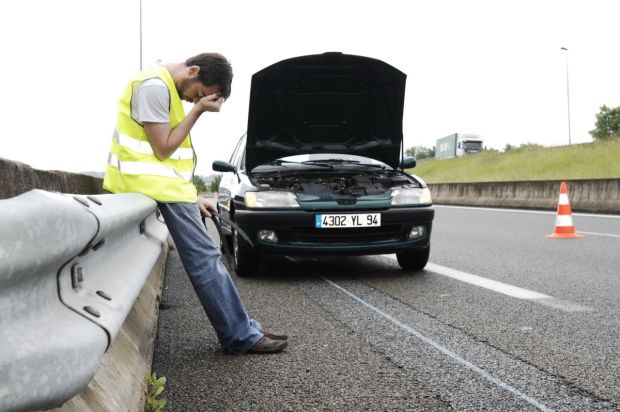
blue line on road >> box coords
[321,276,554,412]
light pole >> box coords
[561,47,571,145]
[139,0,143,70]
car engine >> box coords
[252,172,418,197]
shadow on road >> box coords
[227,253,430,283]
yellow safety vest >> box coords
[103,64,197,202]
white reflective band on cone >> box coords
[113,130,194,160]
[108,153,192,181]
[555,215,574,227]
[558,193,570,205]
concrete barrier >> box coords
[427,179,620,214]
[0,158,102,200]
[4,155,618,214]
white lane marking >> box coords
[321,277,554,412]
[386,258,593,312]
[578,231,620,238]
[434,204,620,219]
[426,263,550,300]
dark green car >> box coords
[213,52,434,277]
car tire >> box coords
[396,246,430,271]
[221,235,236,271]
[232,226,260,277]
[220,232,233,255]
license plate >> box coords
[315,213,381,228]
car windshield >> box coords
[279,154,389,169]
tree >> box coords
[504,142,543,152]
[208,174,222,193]
[193,175,207,193]
[405,145,436,159]
[590,105,620,140]
[518,142,544,150]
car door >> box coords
[217,135,246,231]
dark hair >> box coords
[185,53,233,99]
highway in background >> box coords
[153,206,620,411]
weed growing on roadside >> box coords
[145,372,167,412]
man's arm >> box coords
[144,94,224,160]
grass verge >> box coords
[410,138,620,183]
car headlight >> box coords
[244,191,300,208]
[391,187,432,206]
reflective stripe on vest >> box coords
[107,153,193,182]
[113,129,194,160]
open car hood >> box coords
[245,52,406,171]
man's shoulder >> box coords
[132,77,170,123]
[135,78,169,103]
[140,77,168,89]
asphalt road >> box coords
[152,206,620,411]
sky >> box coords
[1,0,619,176]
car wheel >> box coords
[396,246,430,271]
[232,226,260,277]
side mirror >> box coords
[401,156,416,169]
[212,160,237,173]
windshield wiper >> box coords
[358,163,387,169]
[303,159,388,170]
[299,160,334,169]
[269,159,303,165]
[268,159,334,168]
[304,158,360,165]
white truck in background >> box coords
[435,133,484,159]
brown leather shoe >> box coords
[262,331,288,340]
[248,336,288,354]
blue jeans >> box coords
[157,202,263,354]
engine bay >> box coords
[251,171,419,197]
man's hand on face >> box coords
[196,93,225,113]
[198,197,217,218]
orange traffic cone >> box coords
[546,181,584,238]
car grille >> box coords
[292,225,404,244]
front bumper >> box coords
[233,206,434,255]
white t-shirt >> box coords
[131,78,170,125]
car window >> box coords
[236,139,247,171]
[229,135,244,165]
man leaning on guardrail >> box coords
[102,52,288,354]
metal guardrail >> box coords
[0,190,168,412]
